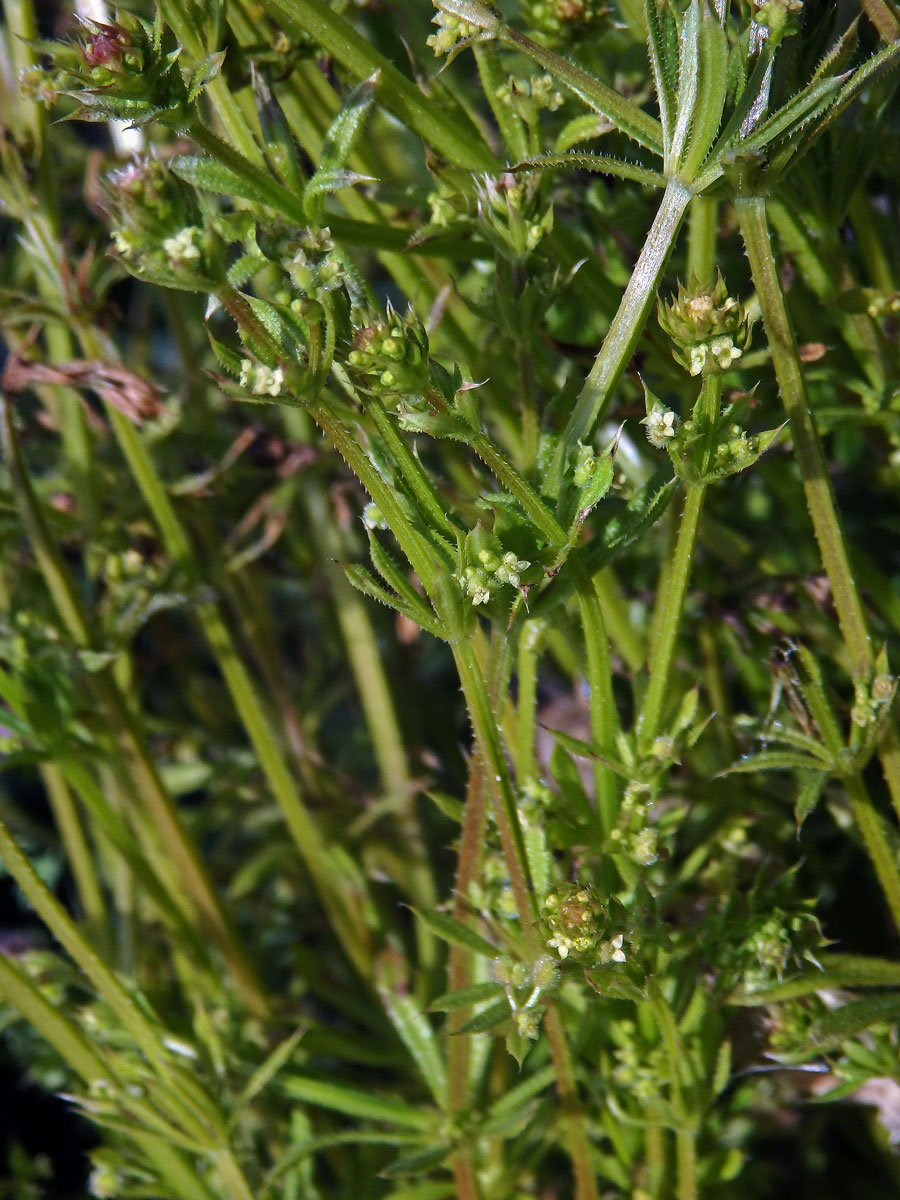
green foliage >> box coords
[1,1,900,1197]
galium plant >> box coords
[1,0,900,1195]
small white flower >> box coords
[162,226,203,266]
[239,361,284,397]
[643,405,679,449]
[710,335,742,369]
[689,344,708,376]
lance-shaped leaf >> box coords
[669,0,701,171]
[171,155,305,223]
[282,1076,437,1129]
[429,982,505,1011]
[784,993,900,1060]
[411,908,499,957]
[733,954,900,1005]
[718,750,834,776]
[457,998,512,1034]
[304,76,378,222]
[646,0,678,156]
[678,3,728,180]
[378,984,448,1109]
[512,152,666,189]
[343,564,447,640]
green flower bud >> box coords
[658,274,753,377]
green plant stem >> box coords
[453,636,600,1200]
[737,197,871,672]
[676,1131,698,1200]
[516,620,545,785]
[572,561,618,832]
[543,1006,600,1200]
[39,763,106,938]
[638,481,705,753]
[161,0,265,165]
[846,773,900,931]
[468,429,567,550]
[214,1151,257,1200]
[594,568,644,674]
[366,396,458,538]
[556,178,692,470]
[447,758,488,1200]
[453,637,535,927]
[645,1125,667,1198]
[299,480,437,959]
[848,188,896,292]
[738,195,900,919]
[0,813,169,1072]
[685,194,718,286]
[739,201,900,801]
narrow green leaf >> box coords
[380,1146,450,1178]
[513,152,665,189]
[343,564,447,640]
[172,156,292,214]
[379,988,448,1109]
[804,992,900,1054]
[304,75,377,221]
[542,727,630,776]
[795,771,828,831]
[679,6,728,179]
[733,955,900,1004]
[669,0,700,170]
[486,1064,556,1117]
[368,534,440,627]
[554,113,614,152]
[237,1027,306,1110]
[718,751,832,776]
[429,982,505,1012]
[456,998,511,1034]
[424,790,464,823]
[711,1039,732,1099]
[411,909,499,958]
[738,77,843,158]
[645,0,676,154]
[282,1076,437,1130]
[261,1132,428,1198]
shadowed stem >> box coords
[738,195,900,926]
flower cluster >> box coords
[238,362,284,398]
[495,73,563,123]
[641,400,679,449]
[106,157,211,288]
[608,781,660,867]
[476,172,554,258]
[738,906,823,989]
[517,0,609,43]
[658,274,753,377]
[541,884,628,964]
[493,955,558,1040]
[427,10,486,56]
[346,305,430,397]
[461,549,531,606]
[28,12,223,128]
[851,671,895,729]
